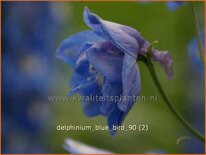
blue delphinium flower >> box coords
[63,138,113,154]
[166,2,186,11]
[187,32,204,74]
[57,7,173,136]
[2,2,62,153]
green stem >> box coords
[138,54,204,142]
[191,2,204,64]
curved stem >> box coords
[138,55,204,142]
[191,2,204,64]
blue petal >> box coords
[68,72,95,96]
[84,7,143,58]
[69,72,86,90]
[75,60,90,77]
[56,30,102,67]
[86,41,123,82]
[80,80,102,117]
[107,107,127,137]
[75,43,95,77]
[117,54,141,112]
[68,76,87,96]
[100,80,122,116]
[77,42,93,59]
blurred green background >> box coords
[47,2,204,154]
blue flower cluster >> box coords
[2,2,61,153]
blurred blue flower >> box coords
[140,1,186,11]
[63,138,113,154]
[57,7,173,136]
[2,2,63,153]
[166,2,186,11]
[184,32,204,153]
[187,32,204,74]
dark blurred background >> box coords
[1,1,205,154]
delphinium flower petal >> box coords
[64,138,113,154]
